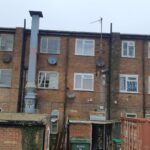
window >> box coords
[120,74,138,93]
[38,71,59,89]
[40,36,60,54]
[75,39,95,56]
[0,69,12,87]
[0,34,14,51]
[148,42,150,58]
[74,73,94,91]
[145,114,150,118]
[121,41,135,58]
[126,113,137,118]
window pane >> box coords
[75,75,82,89]
[41,37,47,52]
[48,38,60,54]
[127,81,137,92]
[84,40,94,55]
[5,35,13,50]
[0,70,12,87]
[83,78,93,90]
[123,42,127,56]
[49,73,58,89]
[128,45,134,57]
[45,73,50,88]
[120,77,126,91]
[83,74,93,79]
[38,72,45,88]
[0,34,13,51]
[76,40,83,55]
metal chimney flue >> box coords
[24,11,43,113]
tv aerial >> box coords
[91,17,103,51]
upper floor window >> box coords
[38,71,59,89]
[75,39,95,56]
[74,73,94,91]
[148,42,150,58]
[145,114,150,118]
[40,36,60,54]
[126,113,137,118]
[0,34,14,51]
[120,74,138,93]
[121,41,135,58]
[0,69,12,87]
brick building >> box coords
[0,11,150,149]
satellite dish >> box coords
[96,58,105,68]
[3,54,12,63]
[48,56,57,65]
[67,91,75,99]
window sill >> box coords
[0,50,13,52]
[75,54,95,57]
[120,91,138,94]
[74,89,94,92]
[121,56,135,58]
[38,87,58,90]
[0,86,11,88]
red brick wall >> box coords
[0,127,22,150]
[69,123,92,139]
[0,28,23,112]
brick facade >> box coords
[0,28,23,112]
[1,27,150,135]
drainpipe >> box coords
[17,19,26,112]
[107,23,112,120]
[142,40,146,117]
[24,11,43,113]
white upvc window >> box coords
[74,73,94,91]
[0,34,14,51]
[0,69,12,87]
[38,71,59,89]
[121,41,135,58]
[126,113,137,118]
[119,74,138,93]
[148,42,150,58]
[40,36,60,54]
[75,39,95,56]
[145,114,150,118]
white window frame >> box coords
[0,69,12,88]
[121,41,135,58]
[119,74,138,93]
[74,73,94,91]
[148,42,150,58]
[40,36,60,54]
[126,113,137,118]
[0,34,14,51]
[75,39,95,56]
[38,71,59,89]
[145,114,150,118]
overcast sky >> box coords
[0,0,150,34]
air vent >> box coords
[48,56,57,65]
[3,54,12,63]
